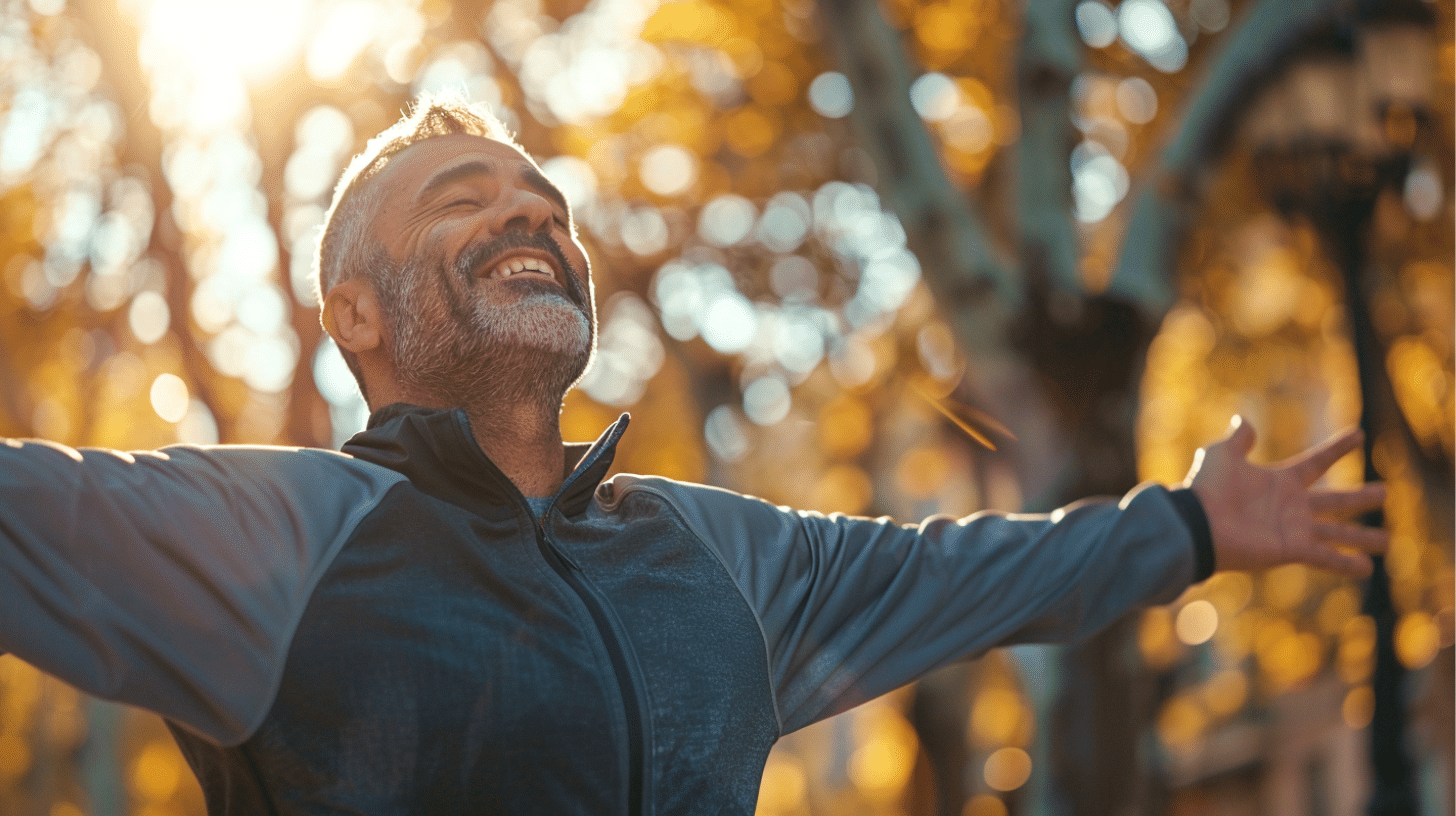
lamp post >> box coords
[1242,4,1437,815]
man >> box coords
[0,94,1386,814]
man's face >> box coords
[367,133,596,406]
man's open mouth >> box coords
[455,231,587,309]
[482,251,560,284]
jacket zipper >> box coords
[443,410,645,812]
[530,517,647,816]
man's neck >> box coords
[458,399,567,498]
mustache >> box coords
[452,230,588,309]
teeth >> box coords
[489,256,553,279]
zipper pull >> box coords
[536,525,582,571]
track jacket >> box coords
[0,402,1214,814]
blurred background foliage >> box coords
[0,0,1449,813]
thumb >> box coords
[1223,415,1256,457]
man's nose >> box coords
[489,188,554,235]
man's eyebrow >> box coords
[415,160,496,205]
[415,159,572,217]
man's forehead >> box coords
[383,133,539,186]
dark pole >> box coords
[1296,144,1420,816]
[1325,206,1419,816]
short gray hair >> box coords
[313,90,523,393]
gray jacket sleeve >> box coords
[0,439,404,745]
[610,476,1196,734]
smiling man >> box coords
[321,127,599,498]
[0,93,1388,815]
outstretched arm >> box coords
[1185,416,1388,578]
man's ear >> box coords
[322,278,384,354]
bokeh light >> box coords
[149,373,189,424]
[983,747,1032,792]
[1175,599,1219,645]
[1075,1,1118,48]
[808,71,853,118]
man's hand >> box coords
[1185,416,1388,578]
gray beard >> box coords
[382,255,594,414]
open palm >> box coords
[1185,417,1388,578]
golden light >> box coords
[963,793,1008,816]
[641,0,739,46]
[639,144,698,197]
[1333,617,1368,681]
[1338,615,1377,684]
[747,62,798,107]
[895,446,951,498]
[1386,337,1451,449]
[1174,599,1219,645]
[1342,686,1375,730]
[45,687,87,750]
[809,464,873,515]
[1156,696,1206,752]
[848,734,917,801]
[1261,564,1309,612]
[848,705,919,802]
[49,803,84,816]
[970,687,1023,747]
[1229,247,1305,336]
[0,733,31,782]
[1201,668,1249,718]
[1257,623,1323,692]
[307,6,370,80]
[818,396,873,459]
[131,740,183,802]
[982,747,1031,792]
[1317,585,1361,635]
[914,4,977,54]
[137,0,308,82]
[128,291,170,345]
[1394,611,1440,670]
[756,753,807,813]
[723,107,778,157]
[1205,571,1253,617]
[1137,606,1182,669]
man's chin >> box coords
[485,294,593,358]
[494,276,588,311]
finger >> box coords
[1299,545,1374,578]
[1211,413,1257,460]
[1223,415,1256,455]
[1313,520,1390,553]
[1310,483,1387,516]
[1285,427,1364,486]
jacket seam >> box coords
[614,482,785,738]
[235,473,409,745]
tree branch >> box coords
[1016,0,1082,298]
[816,0,1021,359]
[1108,0,1351,316]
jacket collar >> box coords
[342,403,630,517]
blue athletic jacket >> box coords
[0,403,1212,814]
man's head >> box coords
[315,92,595,412]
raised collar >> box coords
[342,403,630,518]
